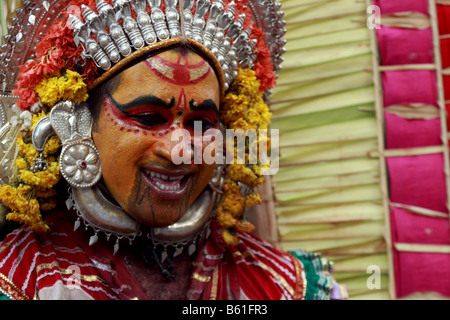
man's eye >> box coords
[132,113,168,127]
[185,118,216,131]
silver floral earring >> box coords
[50,101,102,188]
[33,101,141,252]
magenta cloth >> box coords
[373,0,429,15]
[393,251,450,298]
[377,27,433,65]
[384,112,441,149]
[390,207,449,244]
[382,71,438,107]
[387,154,447,213]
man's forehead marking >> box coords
[143,50,211,86]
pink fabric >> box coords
[394,251,450,298]
[377,27,433,65]
[384,112,441,149]
[378,2,450,300]
[382,71,438,108]
[391,207,450,298]
[372,0,429,15]
[390,207,449,244]
[387,154,448,213]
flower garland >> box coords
[0,68,88,232]
[1,7,92,231]
[34,70,89,107]
[12,19,96,111]
[216,68,272,245]
[0,112,62,232]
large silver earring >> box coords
[50,101,102,188]
[32,101,141,252]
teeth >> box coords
[145,169,184,191]
[145,170,184,181]
[155,181,181,191]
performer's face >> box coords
[92,48,220,227]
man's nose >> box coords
[150,131,196,164]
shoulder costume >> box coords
[0,210,340,300]
[0,0,347,300]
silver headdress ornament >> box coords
[66,0,285,90]
[0,0,286,93]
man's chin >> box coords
[127,199,189,228]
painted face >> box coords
[92,47,220,227]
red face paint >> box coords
[143,48,211,86]
[92,47,221,228]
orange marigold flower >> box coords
[245,193,262,207]
[222,229,239,246]
[235,221,255,233]
[215,208,238,228]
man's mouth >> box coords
[142,169,191,199]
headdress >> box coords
[0,0,286,251]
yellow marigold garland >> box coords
[0,70,87,232]
[216,68,272,245]
[34,70,88,107]
[0,111,62,232]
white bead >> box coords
[110,51,120,62]
[99,35,109,46]
[88,43,98,53]
[133,39,144,48]
[100,57,110,70]
[111,28,121,38]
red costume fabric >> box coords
[0,211,306,300]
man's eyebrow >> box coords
[107,93,175,111]
[189,99,219,118]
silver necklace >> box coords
[67,182,220,256]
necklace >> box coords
[67,183,218,258]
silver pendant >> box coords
[89,233,99,246]
[73,218,81,231]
